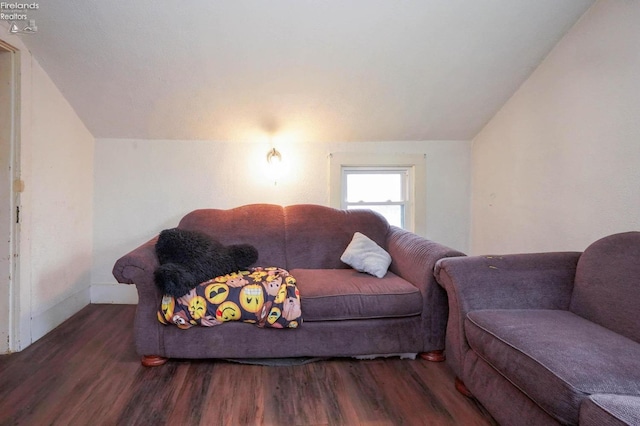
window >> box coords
[329,152,426,235]
[342,167,409,228]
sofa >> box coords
[435,231,640,425]
[112,204,464,366]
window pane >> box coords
[347,205,404,228]
[346,173,402,202]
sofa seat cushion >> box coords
[290,268,422,322]
[580,394,640,426]
[465,309,640,425]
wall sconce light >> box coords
[266,147,282,164]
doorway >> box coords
[0,40,19,353]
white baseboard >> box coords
[31,286,91,342]
[90,283,138,304]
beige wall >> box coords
[1,23,95,349]
[28,58,95,341]
[91,138,470,302]
[470,0,640,254]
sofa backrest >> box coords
[283,204,390,269]
[178,204,287,268]
[177,204,390,270]
[570,231,640,343]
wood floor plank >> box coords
[0,304,496,426]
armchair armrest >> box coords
[386,226,465,352]
[435,251,581,376]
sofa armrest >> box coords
[435,251,581,377]
[112,236,165,357]
[112,236,161,303]
[386,226,465,352]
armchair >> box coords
[435,232,640,425]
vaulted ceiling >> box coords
[15,0,594,142]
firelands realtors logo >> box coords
[1,2,39,34]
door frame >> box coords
[0,38,21,353]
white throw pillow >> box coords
[340,232,392,278]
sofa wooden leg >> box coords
[419,350,445,362]
[141,355,168,367]
[455,377,474,398]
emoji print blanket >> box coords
[158,267,302,330]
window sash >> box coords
[342,167,409,202]
[329,152,425,235]
[341,167,411,229]
[346,204,405,228]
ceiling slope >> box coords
[14,0,594,142]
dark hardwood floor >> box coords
[0,304,496,425]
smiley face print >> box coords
[264,276,283,297]
[188,296,208,320]
[282,297,302,321]
[158,267,303,330]
[205,283,229,305]
[160,295,175,322]
[216,301,242,322]
[267,307,281,325]
[274,284,288,304]
[171,311,192,329]
[239,284,265,313]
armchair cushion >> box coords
[465,309,640,425]
[434,251,580,378]
[580,394,640,426]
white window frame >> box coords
[329,152,426,235]
[341,166,411,229]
